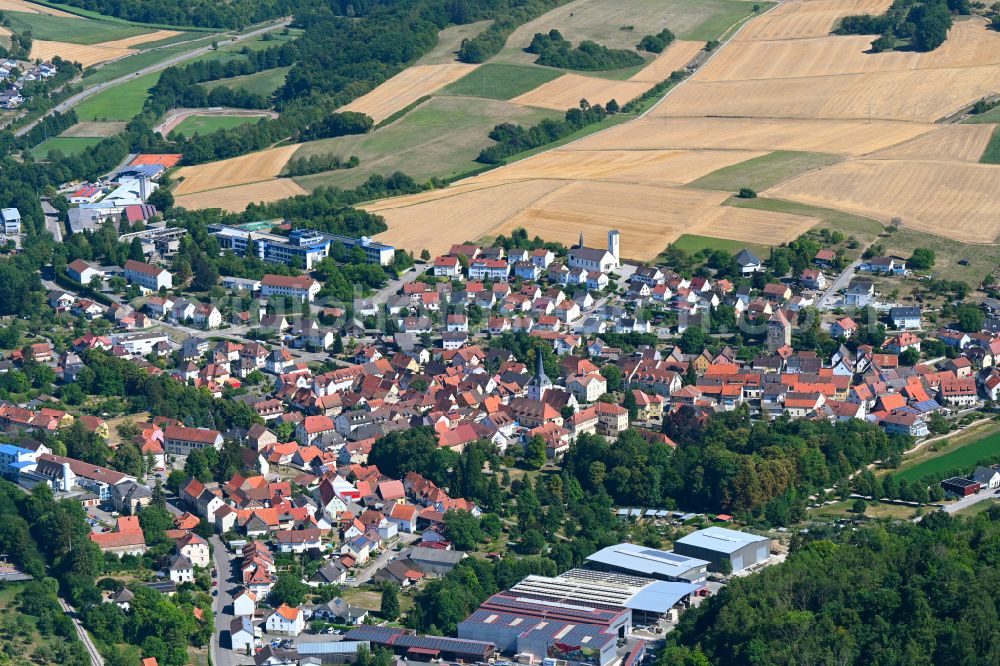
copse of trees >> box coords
[53,0,302,28]
[665,512,1000,665]
[281,153,360,177]
[526,30,645,70]
[296,111,374,141]
[456,0,570,63]
[836,0,967,52]
[637,27,675,53]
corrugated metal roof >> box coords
[674,527,769,554]
[586,543,709,578]
[624,581,699,613]
[298,641,369,655]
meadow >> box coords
[895,429,1000,484]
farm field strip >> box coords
[338,63,479,123]
[172,144,302,195]
[0,0,78,17]
[509,73,649,110]
[59,121,127,137]
[29,40,132,66]
[173,179,307,212]
[471,148,768,186]
[765,158,1000,243]
[628,40,705,82]
[868,124,996,163]
[735,0,892,41]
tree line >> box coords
[52,0,310,28]
[477,100,618,164]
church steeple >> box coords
[577,231,584,249]
[527,350,552,401]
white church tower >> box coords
[607,229,620,264]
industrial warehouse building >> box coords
[585,542,709,584]
[344,626,495,663]
[458,569,699,665]
[673,527,771,573]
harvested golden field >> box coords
[766,159,1000,243]
[98,29,181,48]
[496,183,732,259]
[0,0,79,16]
[869,124,996,163]
[474,148,767,186]
[173,144,301,195]
[368,180,567,256]
[699,20,1000,81]
[629,40,704,83]
[338,64,478,123]
[578,117,936,155]
[30,40,132,66]
[737,0,891,41]
[659,64,1000,122]
[174,179,307,212]
[690,205,819,244]
[510,73,649,111]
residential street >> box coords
[210,535,247,666]
[817,259,858,311]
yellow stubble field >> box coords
[174,179,308,212]
[868,124,996,163]
[766,159,1000,243]
[0,0,79,16]
[338,63,479,123]
[173,144,302,196]
[735,0,892,41]
[628,40,704,83]
[509,74,649,111]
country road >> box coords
[15,20,289,137]
[58,597,105,666]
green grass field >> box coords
[670,234,769,257]
[170,114,266,136]
[75,71,160,120]
[441,63,563,100]
[687,151,844,193]
[961,105,1000,124]
[416,20,492,65]
[202,66,290,96]
[980,126,1000,164]
[895,430,1000,484]
[30,136,103,159]
[4,10,152,44]
[220,28,302,52]
[685,0,775,41]
[881,225,1000,288]
[291,96,559,190]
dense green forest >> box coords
[665,511,1000,665]
[836,0,968,51]
[526,29,645,70]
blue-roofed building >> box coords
[585,542,708,584]
[0,443,39,479]
[209,223,395,269]
[116,163,165,181]
[624,581,699,625]
[674,527,771,573]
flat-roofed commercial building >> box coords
[585,542,708,584]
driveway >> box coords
[348,533,420,586]
[942,486,998,514]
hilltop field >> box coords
[334,0,1000,265]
